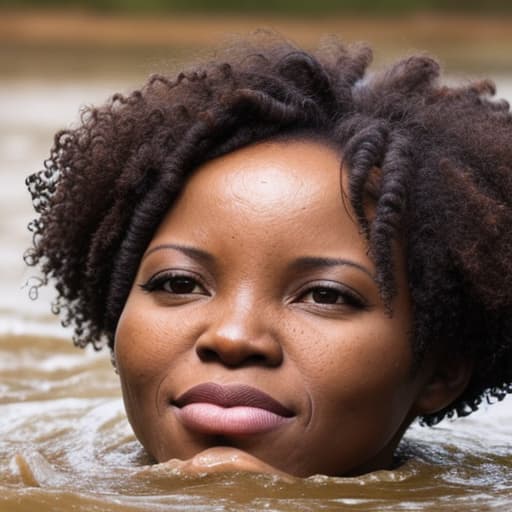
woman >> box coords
[25,33,512,477]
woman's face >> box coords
[115,140,432,477]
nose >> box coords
[195,304,283,368]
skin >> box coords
[114,140,445,477]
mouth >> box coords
[172,382,294,436]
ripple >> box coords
[1,332,511,511]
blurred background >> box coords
[2,0,512,79]
[2,7,512,508]
[1,0,512,326]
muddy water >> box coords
[2,76,512,511]
[2,332,512,511]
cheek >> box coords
[115,305,159,380]
[307,318,416,417]
[114,293,204,385]
[114,295,180,391]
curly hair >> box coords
[25,33,512,425]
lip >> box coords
[172,382,294,436]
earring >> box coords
[110,350,119,375]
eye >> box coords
[305,287,343,304]
[140,271,208,296]
[298,284,367,309]
[162,275,203,294]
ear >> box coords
[414,356,474,416]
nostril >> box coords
[244,354,268,366]
[196,346,272,367]
[197,347,219,363]
[195,330,283,368]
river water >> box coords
[1,71,512,511]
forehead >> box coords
[177,140,344,217]
[148,140,372,268]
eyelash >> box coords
[296,283,368,310]
[140,273,368,311]
[140,271,209,296]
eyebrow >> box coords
[142,243,215,266]
[143,245,374,280]
[289,256,375,280]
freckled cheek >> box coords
[114,304,178,383]
[306,324,413,411]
